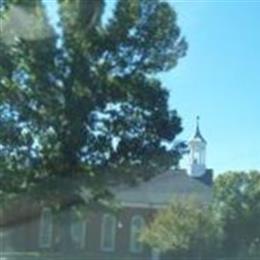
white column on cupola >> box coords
[188,116,207,178]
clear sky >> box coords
[163,1,260,174]
[43,0,260,174]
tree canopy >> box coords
[141,197,222,259]
[141,171,260,259]
[213,171,260,258]
[0,0,187,208]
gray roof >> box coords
[113,169,212,207]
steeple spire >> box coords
[194,116,206,144]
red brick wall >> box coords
[84,206,156,259]
[4,204,157,259]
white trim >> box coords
[80,221,87,249]
[100,213,116,252]
[39,207,53,248]
[130,215,145,253]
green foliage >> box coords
[141,172,260,259]
[140,197,222,259]
[213,171,260,258]
[142,171,260,259]
[0,0,187,207]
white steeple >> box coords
[188,116,207,177]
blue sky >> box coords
[44,0,260,174]
[164,1,260,174]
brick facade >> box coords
[1,169,212,259]
[1,203,157,259]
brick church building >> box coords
[1,118,213,260]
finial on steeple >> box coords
[196,116,200,130]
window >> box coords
[130,215,145,253]
[70,212,86,249]
[101,214,116,252]
[39,208,53,248]
[0,228,14,252]
[193,151,200,164]
[151,248,161,260]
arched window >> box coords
[70,211,86,249]
[101,214,116,252]
[39,207,53,248]
[1,228,14,252]
[151,248,161,260]
[130,215,145,253]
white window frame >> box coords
[70,212,87,249]
[130,215,145,253]
[39,207,53,248]
[1,228,14,252]
[100,213,116,252]
[151,248,161,260]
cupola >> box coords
[188,116,207,177]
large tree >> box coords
[0,0,187,209]
[213,171,260,258]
